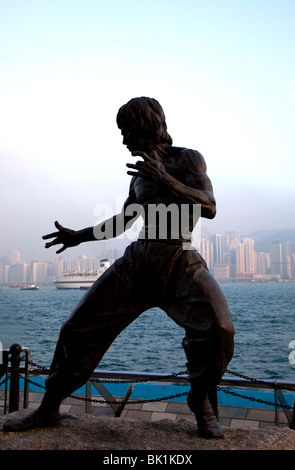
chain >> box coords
[26,359,189,384]
[0,375,9,387]
[19,359,190,403]
[17,374,293,409]
[217,387,292,410]
[223,369,295,410]
[225,368,295,393]
[26,360,50,372]
[69,390,189,405]
[16,374,188,405]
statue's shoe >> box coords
[3,409,60,432]
[197,415,224,439]
[187,390,224,439]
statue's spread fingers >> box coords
[126,161,144,170]
[42,231,60,240]
[127,170,144,177]
[45,238,61,248]
[56,246,66,254]
[54,221,65,230]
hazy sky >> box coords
[1,0,295,262]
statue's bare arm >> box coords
[126,149,216,219]
[42,148,215,253]
[42,188,139,254]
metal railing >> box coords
[1,344,295,428]
[0,345,30,414]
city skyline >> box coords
[2,224,295,262]
[2,225,295,285]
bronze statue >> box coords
[3,97,234,438]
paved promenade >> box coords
[0,389,290,430]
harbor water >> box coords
[1,282,295,382]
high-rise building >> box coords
[243,238,256,275]
[270,240,291,279]
[257,252,268,275]
[283,241,292,279]
[199,238,214,272]
[291,253,295,279]
[8,263,29,284]
[271,240,282,276]
[235,242,245,277]
[30,262,48,283]
[211,234,224,264]
[233,238,257,278]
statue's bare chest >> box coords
[132,157,187,206]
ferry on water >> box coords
[21,282,39,290]
[54,259,111,290]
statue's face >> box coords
[121,128,147,152]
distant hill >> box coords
[245,229,295,253]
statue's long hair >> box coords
[116,97,172,146]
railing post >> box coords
[9,343,22,413]
[23,348,30,409]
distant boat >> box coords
[54,259,111,289]
[9,284,25,288]
[21,282,39,290]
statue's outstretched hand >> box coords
[42,221,81,254]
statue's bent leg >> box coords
[3,255,142,432]
[182,322,234,438]
[45,260,142,401]
[164,258,234,438]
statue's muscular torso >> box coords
[128,146,214,238]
